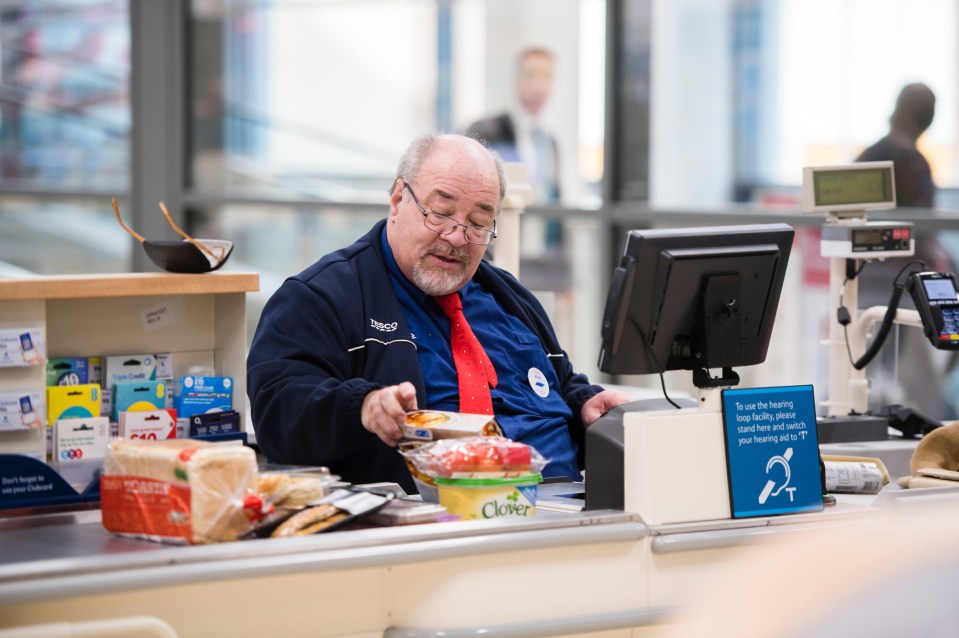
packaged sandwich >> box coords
[101,439,269,544]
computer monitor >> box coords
[598,223,795,388]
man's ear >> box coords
[388,181,405,220]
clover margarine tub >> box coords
[434,473,541,520]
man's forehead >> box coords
[431,186,496,212]
[520,52,553,70]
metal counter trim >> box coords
[383,605,676,638]
[0,514,646,606]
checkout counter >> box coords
[0,476,898,638]
[0,397,953,634]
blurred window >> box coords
[0,197,131,274]
[648,0,957,207]
[188,0,606,209]
[0,0,130,276]
[0,0,129,191]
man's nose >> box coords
[440,225,470,247]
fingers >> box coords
[396,381,418,410]
[581,390,632,427]
[361,383,418,447]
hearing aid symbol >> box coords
[758,447,796,504]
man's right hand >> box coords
[361,382,418,447]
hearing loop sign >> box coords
[721,385,824,518]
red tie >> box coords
[434,292,498,415]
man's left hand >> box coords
[581,389,632,427]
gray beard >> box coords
[411,248,472,296]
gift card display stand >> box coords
[0,272,258,512]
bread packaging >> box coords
[100,439,264,544]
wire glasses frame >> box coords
[404,182,497,246]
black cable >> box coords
[658,371,681,409]
[839,261,867,367]
[843,323,856,367]
[852,287,904,369]
[851,260,927,370]
[893,260,928,286]
[629,317,683,410]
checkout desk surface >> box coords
[0,500,637,601]
[0,481,882,596]
[0,479,918,638]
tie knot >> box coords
[434,292,463,317]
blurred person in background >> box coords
[857,82,936,206]
[855,82,957,421]
[467,48,564,252]
[468,47,560,206]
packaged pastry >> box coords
[245,488,394,538]
[401,410,502,441]
[256,472,332,508]
[100,439,268,544]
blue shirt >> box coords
[380,230,580,480]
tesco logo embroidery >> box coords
[370,318,398,332]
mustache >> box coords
[423,245,472,267]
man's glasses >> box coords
[404,182,497,246]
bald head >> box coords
[891,83,936,137]
[391,133,507,210]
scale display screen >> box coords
[801,161,897,214]
[813,166,894,207]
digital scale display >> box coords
[813,166,894,207]
[801,161,897,215]
[849,225,910,252]
[820,222,912,257]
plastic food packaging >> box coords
[363,498,449,526]
[246,488,395,538]
[822,454,890,494]
[100,439,267,544]
[400,436,548,505]
[256,468,338,508]
[400,435,548,479]
[401,409,502,441]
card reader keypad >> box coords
[939,307,959,343]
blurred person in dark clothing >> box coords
[857,82,936,207]
[855,82,957,421]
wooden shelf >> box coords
[0,272,259,301]
[0,271,259,462]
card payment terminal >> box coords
[907,271,959,349]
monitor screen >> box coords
[598,223,795,387]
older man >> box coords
[248,133,628,492]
